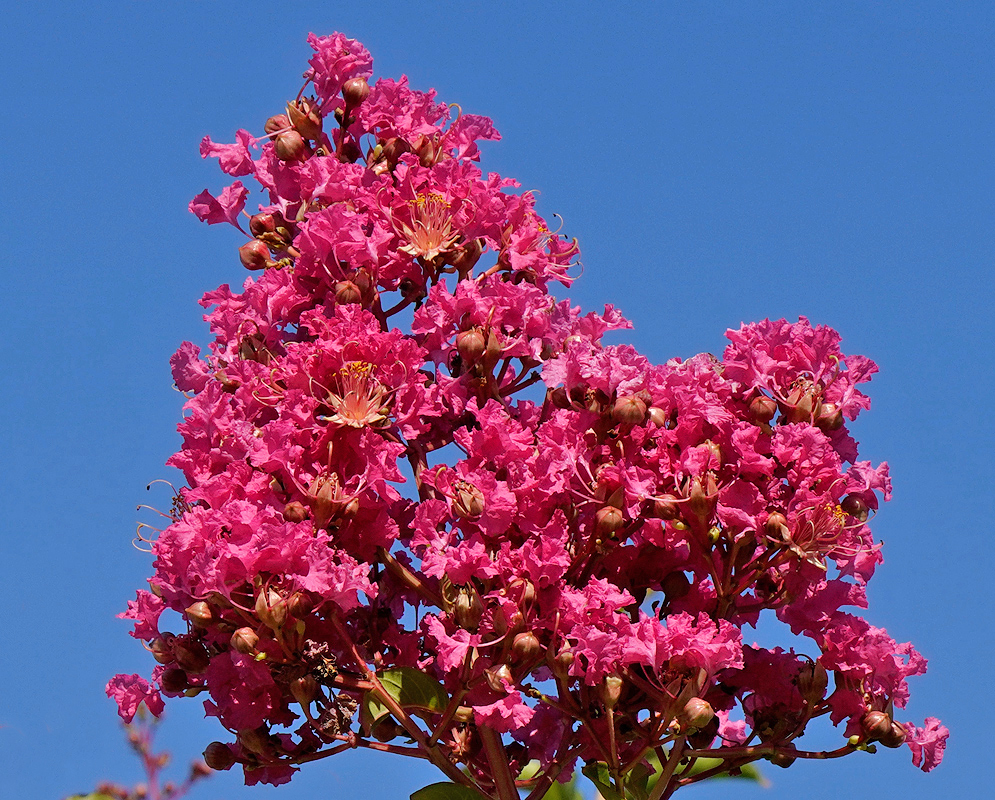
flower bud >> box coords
[841,494,869,522]
[595,505,625,537]
[861,710,892,741]
[648,406,668,427]
[381,137,412,168]
[239,240,272,271]
[283,501,308,523]
[601,676,623,710]
[249,213,277,237]
[764,512,788,536]
[203,742,236,771]
[274,130,307,162]
[456,329,487,364]
[815,402,844,431]
[160,668,189,693]
[652,494,680,520]
[881,721,907,748]
[796,661,829,701]
[451,480,485,519]
[678,697,715,731]
[150,637,173,665]
[334,280,362,305]
[686,476,716,524]
[511,631,542,664]
[287,591,314,619]
[549,386,571,409]
[446,237,484,275]
[748,396,778,425]
[264,114,290,138]
[412,134,438,167]
[507,578,536,609]
[173,639,210,674]
[453,587,483,631]
[484,663,513,693]
[185,601,213,628]
[290,675,318,705]
[255,588,287,629]
[230,627,259,655]
[342,77,371,107]
[769,752,796,768]
[553,646,574,673]
[661,570,691,600]
[612,395,647,425]
[237,727,271,756]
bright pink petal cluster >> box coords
[111,32,946,796]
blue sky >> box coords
[1,2,991,799]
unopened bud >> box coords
[290,675,318,705]
[648,406,668,427]
[764,512,788,536]
[841,494,869,522]
[861,710,893,741]
[412,134,438,167]
[511,631,542,664]
[286,99,322,141]
[274,130,307,162]
[446,238,484,274]
[255,588,287,629]
[484,663,513,693]
[796,661,829,700]
[159,668,189,693]
[748,396,778,425]
[230,627,259,654]
[456,329,487,364]
[881,721,907,748]
[185,601,213,628]
[601,676,623,710]
[769,752,796,768]
[287,591,314,619]
[283,501,308,523]
[381,137,411,168]
[554,646,574,673]
[679,697,715,731]
[150,637,173,665]
[815,402,844,431]
[342,77,371,107]
[249,213,277,237]
[652,494,680,520]
[687,476,716,524]
[334,280,362,305]
[549,386,571,410]
[453,588,483,631]
[239,240,272,271]
[595,505,625,536]
[203,742,236,771]
[661,570,691,600]
[264,114,290,138]
[237,727,270,756]
[451,480,484,519]
[172,639,210,674]
[612,395,648,425]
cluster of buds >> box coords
[110,31,946,799]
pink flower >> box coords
[106,674,164,723]
[189,180,248,227]
[904,717,949,771]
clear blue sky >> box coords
[1,2,990,798]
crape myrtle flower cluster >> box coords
[109,32,947,798]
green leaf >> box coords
[360,667,449,737]
[411,782,490,800]
[581,762,624,800]
[536,777,585,800]
[677,757,767,784]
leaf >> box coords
[581,762,624,800]
[677,757,766,784]
[360,667,449,736]
[65,795,117,800]
[411,782,490,800]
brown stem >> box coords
[377,545,444,607]
[478,724,517,800]
[647,737,686,800]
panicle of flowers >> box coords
[111,31,947,798]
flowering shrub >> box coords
[110,32,947,799]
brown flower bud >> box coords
[203,741,236,771]
[185,601,213,628]
[255,587,287,630]
[334,280,362,305]
[453,587,483,631]
[412,133,438,167]
[239,239,272,271]
[452,480,485,519]
[549,386,571,409]
[652,494,681,520]
[769,752,796,768]
[274,130,307,162]
[159,668,189,694]
[287,591,314,619]
[661,570,691,601]
[601,676,623,710]
[815,402,844,431]
[381,137,412,168]
[686,476,716,524]
[456,328,487,364]
[150,637,173,665]
[554,646,574,673]
[283,501,308,523]
[881,721,907,748]
[841,494,869,522]
[484,663,513,693]
[342,77,371,107]
[796,661,829,701]
[861,710,893,741]
[764,512,788,536]
[249,213,277,237]
[679,697,715,731]
[612,395,648,425]
[230,627,259,655]
[748,395,778,425]
[172,639,210,674]
[237,727,271,756]
[264,114,290,138]
[648,406,668,427]
[511,631,542,664]
[595,505,625,537]
[290,675,318,705]
[446,237,484,274]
